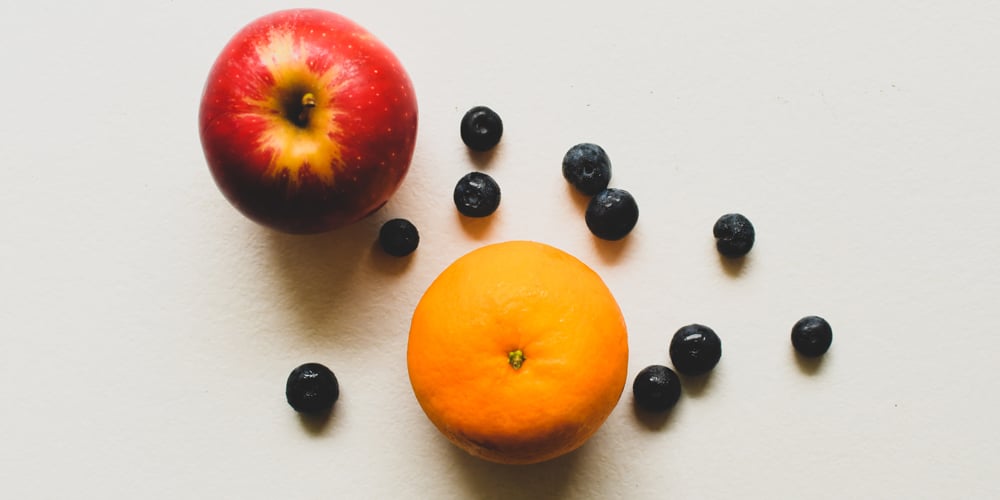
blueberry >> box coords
[713,213,755,258]
[669,324,722,376]
[286,363,339,414]
[633,365,682,412]
[378,218,419,257]
[460,106,503,152]
[562,143,612,196]
[585,188,638,240]
[454,172,501,217]
[791,316,833,357]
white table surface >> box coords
[3,1,999,498]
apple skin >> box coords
[199,9,418,234]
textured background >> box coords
[2,1,999,498]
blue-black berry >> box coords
[585,188,638,240]
[633,365,682,412]
[460,106,503,152]
[669,324,722,376]
[791,316,833,357]
[562,143,612,196]
[713,213,755,258]
[378,218,419,257]
[454,172,501,217]
[286,363,339,414]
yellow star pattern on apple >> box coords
[244,29,347,189]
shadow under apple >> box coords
[265,216,382,336]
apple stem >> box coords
[296,93,317,126]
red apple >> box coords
[199,9,418,234]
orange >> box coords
[407,240,629,464]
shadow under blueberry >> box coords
[718,251,750,277]
[467,145,500,170]
[448,438,583,500]
[457,212,497,240]
[593,233,632,265]
[679,372,714,399]
[297,406,337,437]
[565,182,591,212]
[368,239,416,276]
[794,350,826,376]
[632,398,680,432]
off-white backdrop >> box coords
[2,1,998,498]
